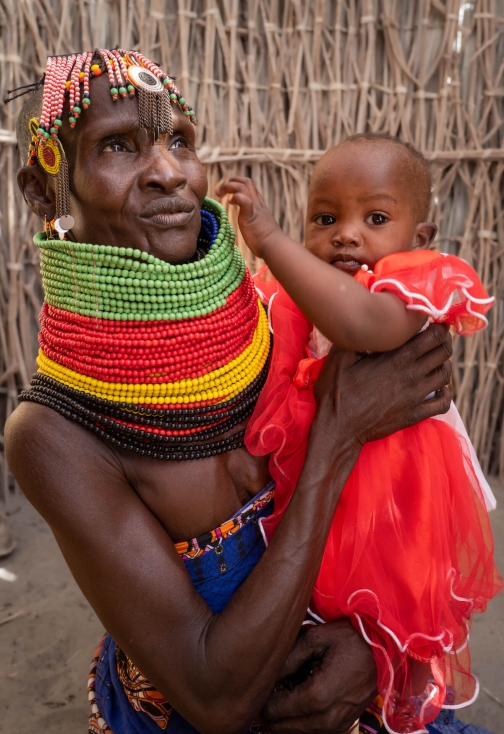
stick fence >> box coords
[1,0,503,503]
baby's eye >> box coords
[314,214,336,226]
[366,213,388,226]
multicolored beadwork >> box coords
[31,48,196,160]
[19,199,272,460]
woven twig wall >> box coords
[0,0,503,502]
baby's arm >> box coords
[217,178,425,352]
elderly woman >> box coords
[5,49,452,734]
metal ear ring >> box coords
[54,215,75,240]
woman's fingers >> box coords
[412,385,452,422]
[404,323,452,366]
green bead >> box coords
[54,119,63,127]
[179,97,185,105]
[34,198,247,322]
[170,93,177,100]
[69,116,76,124]
[110,87,118,96]
[127,85,135,94]
[119,87,127,96]
[50,127,58,134]
[82,98,90,107]
[73,106,81,114]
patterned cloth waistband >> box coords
[174,482,275,561]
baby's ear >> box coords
[413,222,437,249]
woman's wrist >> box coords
[303,420,361,495]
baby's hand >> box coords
[216,177,283,259]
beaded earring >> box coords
[30,116,74,238]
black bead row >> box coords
[28,364,268,427]
[19,356,271,461]
[19,388,247,460]
[22,379,260,443]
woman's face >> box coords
[22,72,208,264]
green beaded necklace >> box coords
[35,198,244,321]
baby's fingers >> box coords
[226,192,256,218]
[217,177,261,200]
[216,180,259,219]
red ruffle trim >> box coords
[248,255,501,733]
[354,250,494,335]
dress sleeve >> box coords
[354,250,494,335]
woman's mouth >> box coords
[142,211,195,228]
[140,198,196,229]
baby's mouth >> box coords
[331,255,366,275]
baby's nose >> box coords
[332,224,361,246]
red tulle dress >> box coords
[247,250,503,734]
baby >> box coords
[218,135,502,734]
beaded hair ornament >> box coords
[8,49,196,239]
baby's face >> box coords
[305,142,422,275]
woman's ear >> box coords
[413,222,438,249]
[17,165,56,221]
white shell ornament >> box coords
[127,66,164,93]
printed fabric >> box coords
[89,485,274,733]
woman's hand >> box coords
[260,621,377,734]
[216,177,285,259]
[312,322,452,451]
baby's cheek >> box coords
[305,235,331,262]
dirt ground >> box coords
[1,480,503,734]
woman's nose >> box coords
[137,144,187,193]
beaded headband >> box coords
[16,49,196,239]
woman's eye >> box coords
[169,137,188,150]
[103,140,127,153]
[367,213,388,226]
[314,214,336,226]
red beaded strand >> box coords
[38,277,260,385]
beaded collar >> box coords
[20,198,271,460]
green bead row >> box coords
[39,241,235,291]
[35,198,228,274]
[35,199,246,321]
[41,259,245,321]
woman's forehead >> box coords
[61,73,189,146]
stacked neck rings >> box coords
[19,198,271,460]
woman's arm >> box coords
[5,324,451,734]
[217,177,425,352]
[5,384,359,734]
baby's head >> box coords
[305,134,437,274]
